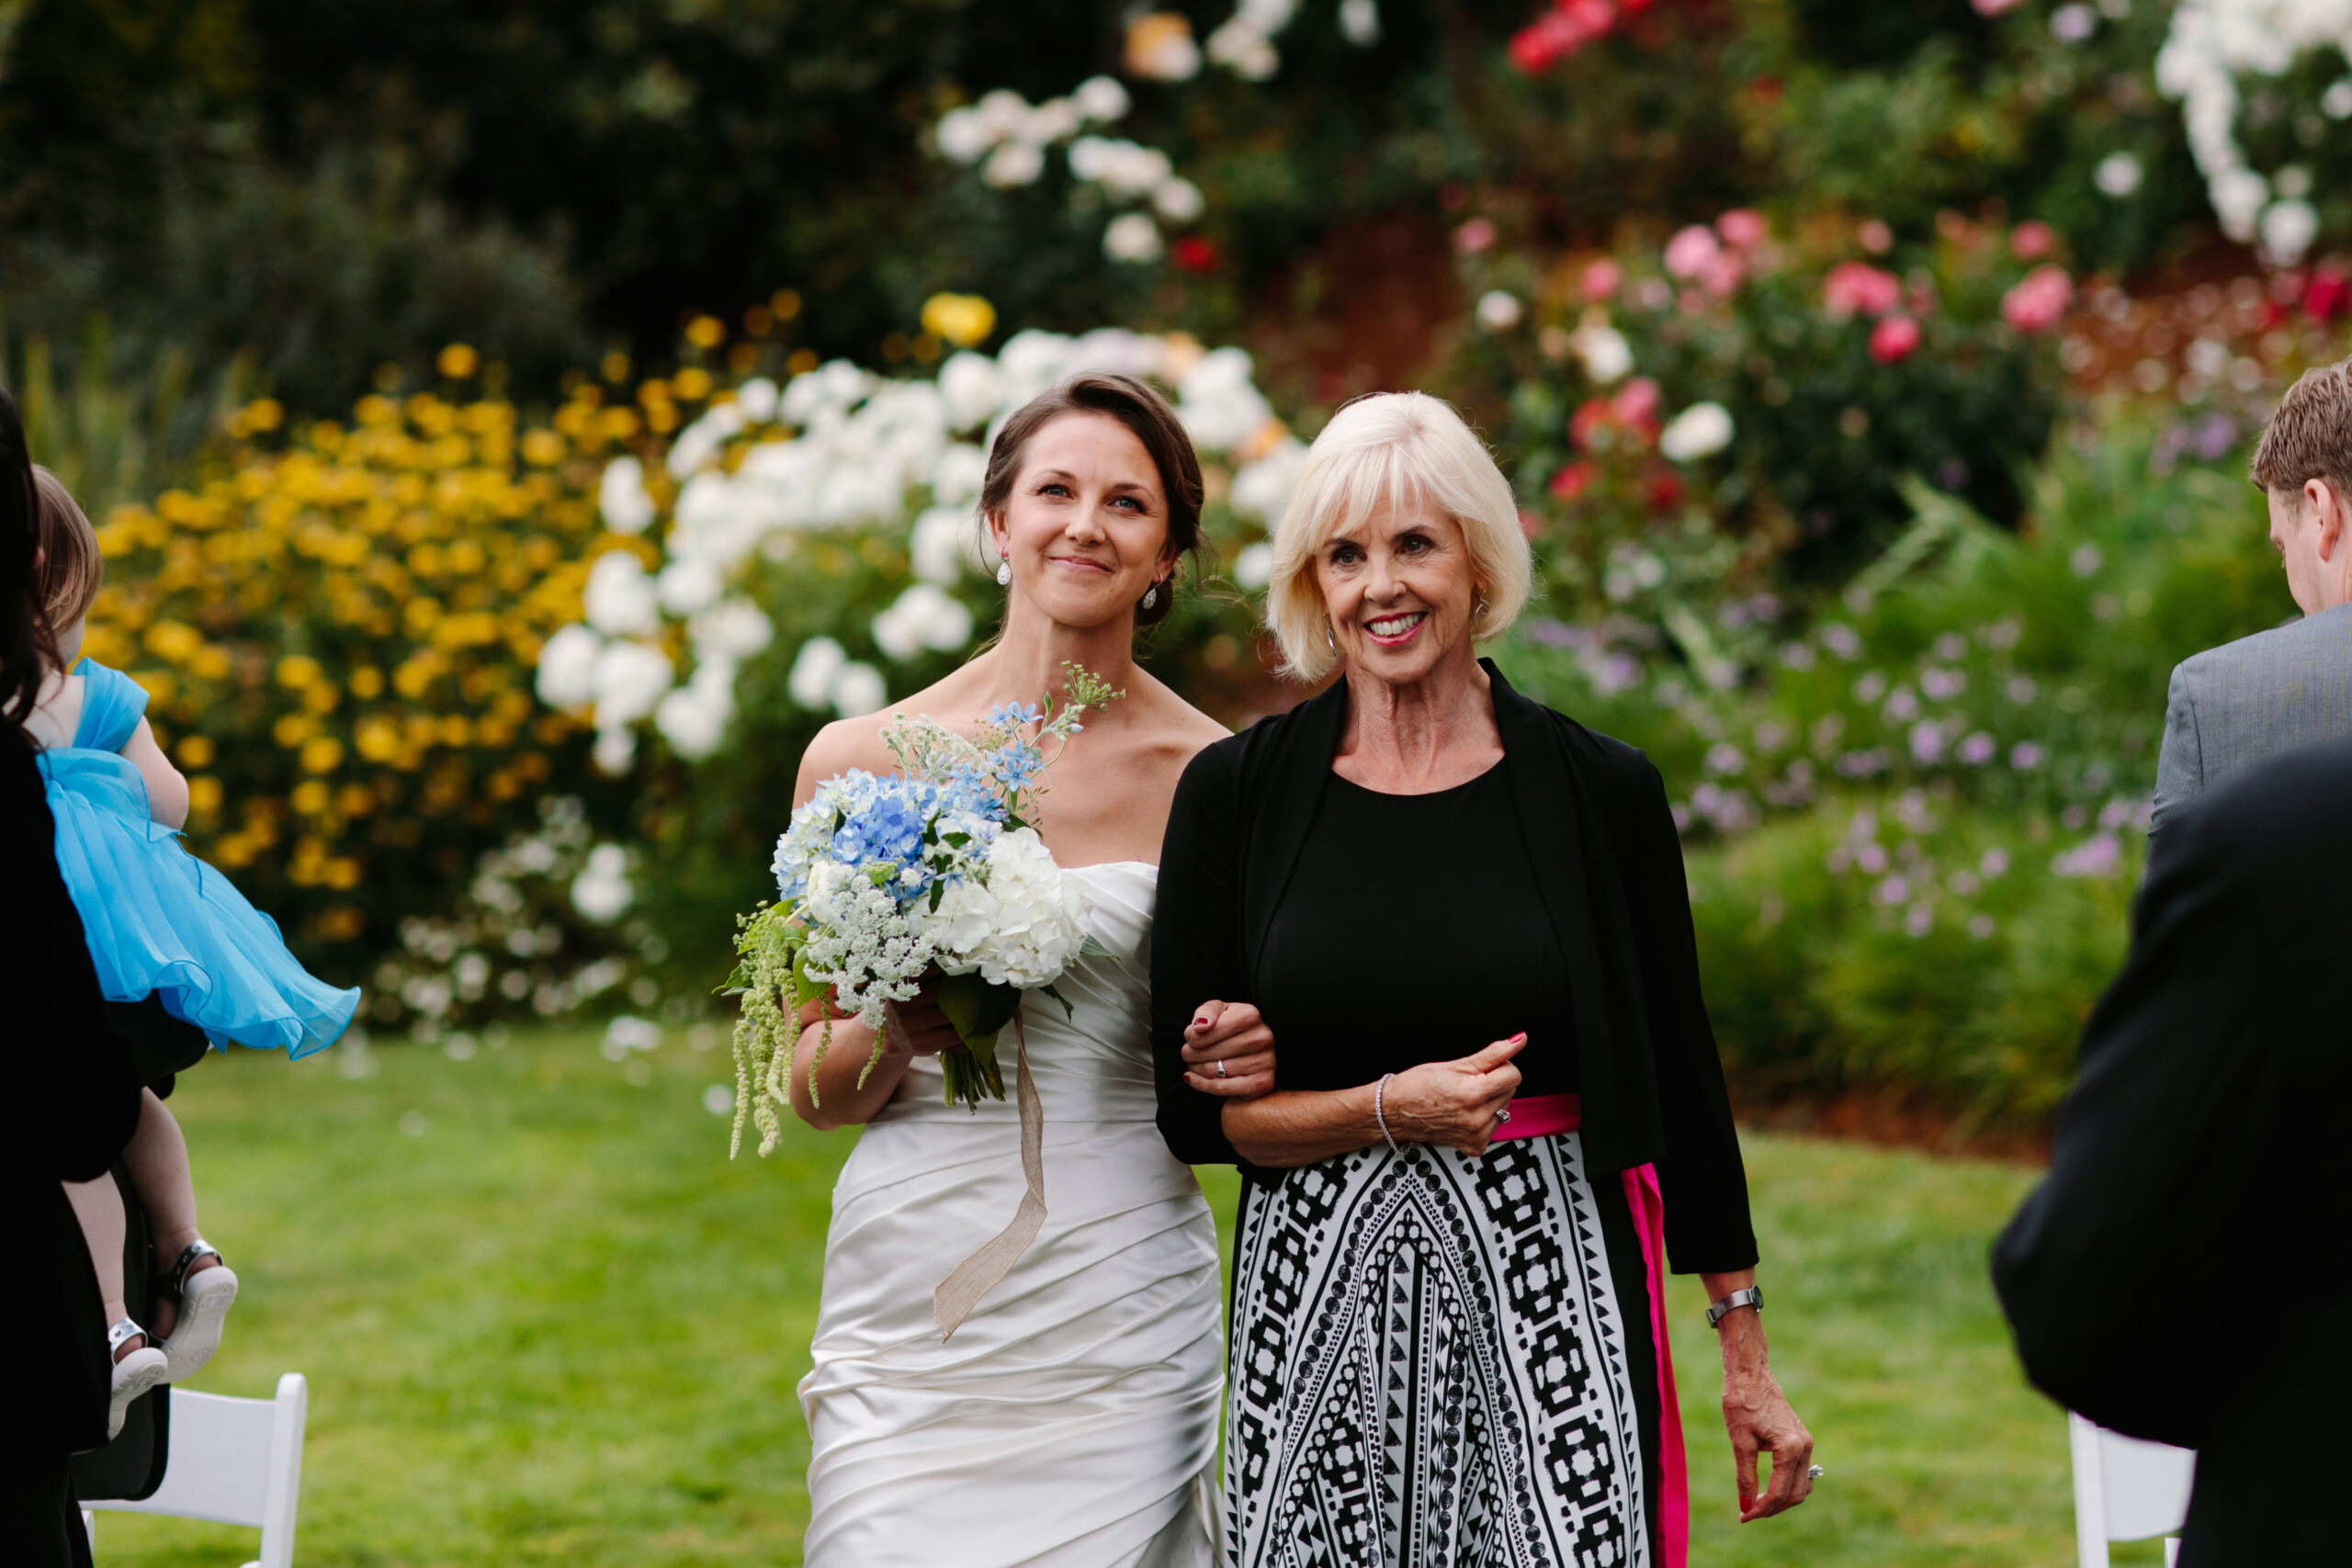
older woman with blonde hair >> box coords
[1152,391,1812,1566]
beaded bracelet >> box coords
[1374,1072,1402,1156]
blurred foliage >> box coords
[1456,207,2066,598]
[0,0,2229,423]
[1498,412,2296,1124]
[79,372,621,981]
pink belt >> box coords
[1489,1091,1583,1142]
[1483,1090,1690,1568]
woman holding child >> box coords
[4,410,356,1528]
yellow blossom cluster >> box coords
[80,367,675,957]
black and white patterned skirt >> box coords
[1226,1131,1660,1568]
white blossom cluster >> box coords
[536,330,1299,772]
[2157,0,2352,262]
[932,77,1203,265]
[932,3,1381,259]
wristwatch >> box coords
[1705,1285,1763,1327]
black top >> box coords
[1260,763,1575,1095]
[1151,660,1758,1276]
[1993,737,2352,1563]
[2,730,143,1465]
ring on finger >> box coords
[1806,1465,1824,1481]
[1215,1059,1227,1078]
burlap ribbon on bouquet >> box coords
[933,1013,1046,1341]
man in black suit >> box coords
[1993,737,2352,1564]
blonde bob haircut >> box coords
[1265,391,1530,683]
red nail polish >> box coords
[1510,1032,1527,1044]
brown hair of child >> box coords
[31,466,102,630]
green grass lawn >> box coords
[89,1028,2120,1567]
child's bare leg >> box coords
[62,1175,141,1357]
[123,1089,217,1337]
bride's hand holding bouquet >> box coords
[728,664,1120,1157]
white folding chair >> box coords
[2069,1412,2192,1568]
[86,1372,308,1568]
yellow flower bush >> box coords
[81,372,661,967]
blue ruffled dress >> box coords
[39,660,358,1058]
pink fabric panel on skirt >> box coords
[1490,1095,1690,1568]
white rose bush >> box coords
[534,322,1303,780]
[728,668,1118,1156]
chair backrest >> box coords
[91,1372,306,1568]
[2069,1413,2193,1568]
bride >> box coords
[786,371,1269,1567]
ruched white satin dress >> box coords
[798,863,1223,1567]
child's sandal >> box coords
[157,1238,238,1384]
[107,1318,168,1440]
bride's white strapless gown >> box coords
[798,863,1223,1567]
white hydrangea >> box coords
[928,829,1091,989]
[2158,0,2352,256]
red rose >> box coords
[1549,460,1599,501]
[1172,235,1220,274]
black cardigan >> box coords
[1150,660,1758,1275]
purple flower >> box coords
[1959,731,1996,765]
[2010,741,2046,770]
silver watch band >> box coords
[1705,1285,1763,1327]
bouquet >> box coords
[729,665,1119,1156]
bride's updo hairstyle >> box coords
[1264,391,1529,682]
[980,372,1204,628]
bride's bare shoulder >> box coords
[1126,669,1232,764]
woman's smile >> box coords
[1363,610,1428,646]
[1045,552,1115,576]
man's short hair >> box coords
[2250,359,2352,502]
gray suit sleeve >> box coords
[2150,661,2202,831]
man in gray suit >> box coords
[2152,359,2352,836]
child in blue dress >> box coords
[28,468,358,1436]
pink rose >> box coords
[1580,258,1623,302]
[2009,220,2055,260]
[1453,217,1498,255]
[1700,250,1746,297]
[1823,261,1902,320]
[1664,224,1721,279]
[2001,265,2074,333]
[1611,376,1662,427]
[1859,219,1894,254]
[1716,209,1768,249]
[1869,313,1922,364]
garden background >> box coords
[17,0,2352,1561]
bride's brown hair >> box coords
[980,372,1204,628]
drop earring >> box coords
[996,554,1012,587]
[1140,581,1159,611]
